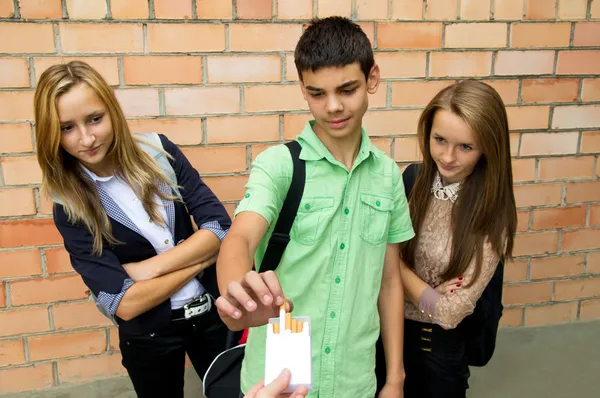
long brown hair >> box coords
[35,61,178,254]
[402,79,517,286]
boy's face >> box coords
[300,62,380,141]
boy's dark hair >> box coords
[294,16,374,82]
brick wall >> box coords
[0,0,599,394]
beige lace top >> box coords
[404,195,500,330]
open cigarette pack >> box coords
[264,303,312,392]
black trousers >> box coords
[376,319,470,398]
[119,305,228,398]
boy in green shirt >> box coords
[216,17,414,398]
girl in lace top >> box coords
[376,79,517,398]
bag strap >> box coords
[402,163,421,199]
[260,141,306,273]
[135,132,181,198]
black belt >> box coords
[171,293,213,322]
[405,319,464,353]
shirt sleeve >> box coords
[159,134,232,241]
[387,164,415,243]
[53,204,133,316]
[234,145,293,227]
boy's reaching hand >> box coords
[216,270,293,330]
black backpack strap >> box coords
[402,163,421,199]
[259,141,306,273]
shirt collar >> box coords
[80,164,114,183]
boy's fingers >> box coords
[291,385,309,397]
[261,271,285,305]
[215,296,242,320]
[243,379,264,397]
[244,271,273,306]
[261,369,292,395]
[227,280,258,312]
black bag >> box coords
[402,163,504,367]
[203,141,306,397]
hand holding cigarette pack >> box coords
[264,301,312,392]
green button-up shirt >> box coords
[236,121,414,397]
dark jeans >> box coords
[376,319,470,398]
[119,305,228,398]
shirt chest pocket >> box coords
[291,196,335,246]
[359,192,394,246]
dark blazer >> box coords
[53,134,231,338]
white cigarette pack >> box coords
[264,315,312,393]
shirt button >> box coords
[164,239,170,244]
[325,347,331,354]
[335,277,341,284]
[376,200,381,207]
[340,243,345,250]
[244,193,250,198]
[330,312,336,319]
[344,208,349,215]
[133,198,139,203]
[304,203,311,210]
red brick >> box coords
[391,0,423,19]
[394,137,422,162]
[378,23,443,49]
[520,132,578,156]
[525,302,578,327]
[517,209,531,231]
[426,0,458,20]
[317,0,352,17]
[0,91,34,121]
[581,299,600,320]
[494,0,525,20]
[109,326,120,351]
[0,307,50,337]
[10,275,88,306]
[58,353,127,384]
[372,138,393,156]
[495,50,555,75]
[429,51,492,77]
[506,106,550,130]
[582,79,600,101]
[45,247,74,274]
[592,0,600,18]
[557,50,600,75]
[245,85,306,112]
[460,0,491,20]
[0,155,41,185]
[182,146,247,174]
[530,254,585,279]
[445,23,507,48]
[0,283,5,307]
[111,0,149,19]
[0,0,14,17]
[60,23,143,53]
[196,0,233,19]
[511,22,570,48]
[391,80,454,107]
[503,281,553,305]
[123,56,202,85]
[0,188,36,217]
[0,364,53,394]
[0,339,25,366]
[513,232,558,256]
[525,0,556,19]
[562,228,600,252]
[206,115,279,144]
[278,0,312,19]
[363,110,422,136]
[552,105,600,129]
[128,118,203,146]
[499,307,524,327]
[510,133,520,156]
[356,0,388,19]
[165,87,240,115]
[207,55,281,83]
[0,249,41,278]
[237,0,272,19]
[154,0,192,19]
[566,181,600,203]
[53,301,112,330]
[28,329,106,361]
[34,57,120,86]
[251,143,277,162]
[512,158,535,182]
[521,78,579,103]
[513,183,563,207]
[558,0,588,19]
[538,156,595,180]
[147,23,225,52]
[37,194,54,215]
[555,276,600,300]
[283,113,313,140]
[203,175,248,202]
[20,0,62,18]
[369,87,387,109]
[0,123,32,153]
[357,22,376,47]
[0,23,54,53]
[375,52,427,78]
[0,219,62,248]
[230,24,302,52]
[505,259,528,281]
[573,22,600,46]
[285,54,299,81]
[114,89,159,117]
[589,252,600,274]
[66,0,106,19]
[0,58,30,88]
[591,204,600,226]
[531,206,587,230]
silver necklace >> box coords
[431,173,461,203]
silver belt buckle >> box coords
[183,294,211,320]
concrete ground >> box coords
[2,319,599,397]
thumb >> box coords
[262,368,292,395]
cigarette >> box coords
[298,321,303,333]
[291,319,298,333]
[285,312,292,331]
[273,322,280,334]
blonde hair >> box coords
[35,61,178,254]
